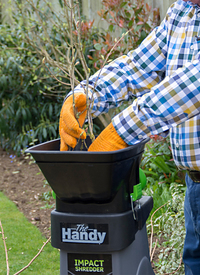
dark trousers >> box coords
[183,174,200,275]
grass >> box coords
[0,192,60,274]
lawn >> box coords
[0,192,60,274]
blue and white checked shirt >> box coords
[74,0,200,171]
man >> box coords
[59,1,200,274]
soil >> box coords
[0,146,160,269]
[0,147,54,239]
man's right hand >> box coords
[59,93,87,151]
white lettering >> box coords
[72,231,79,240]
[98,232,106,244]
[89,229,97,241]
[62,228,71,241]
[80,231,88,241]
[62,225,107,244]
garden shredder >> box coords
[26,137,155,275]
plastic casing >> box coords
[26,137,149,213]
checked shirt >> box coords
[74,0,200,171]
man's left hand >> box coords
[88,122,128,152]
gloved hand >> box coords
[59,93,87,151]
[88,122,128,152]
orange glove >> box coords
[88,122,128,152]
[59,93,87,151]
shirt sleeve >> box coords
[113,60,200,145]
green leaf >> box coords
[125,11,131,18]
[94,43,102,51]
[6,57,13,69]
[108,24,114,32]
[22,108,26,120]
[128,20,134,28]
[43,128,47,139]
[120,2,127,8]
[144,22,151,32]
[141,30,147,40]
[134,25,142,33]
[0,75,7,88]
[49,104,53,117]
[50,125,56,137]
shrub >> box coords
[0,0,160,153]
[152,183,185,274]
[91,0,160,69]
[142,135,186,217]
[0,23,64,154]
[142,136,186,272]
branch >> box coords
[149,202,167,261]
[150,238,158,262]
[42,59,74,87]
[13,237,51,275]
[0,220,9,275]
[89,28,134,105]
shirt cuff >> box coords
[112,105,151,145]
[64,86,85,101]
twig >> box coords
[13,236,51,275]
[149,202,167,260]
[150,238,158,262]
[42,60,75,87]
[88,28,134,110]
[0,220,9,275]
[93,29,133,89]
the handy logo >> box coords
[61,223,108,245]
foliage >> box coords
[91,0,160,69]
[0,22,63,154]
[0,0,100,154]
[141,136,186,273]
[152,183,185,274]
[0,0,160,153]
[142,135,186,218]
[0,192,59,274]
[40,180,56,209]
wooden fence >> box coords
[1,0,175,24]
[145,0,175,22]
[82,0,175,27]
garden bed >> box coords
[0,147,54,239]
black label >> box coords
[61,223,109,245]
[68,253,112,275]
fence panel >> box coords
[1,0,176,24]
[82,0,176,27]
[145,0,175,22]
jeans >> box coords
[183,174,200,275]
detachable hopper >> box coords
[26,137,148,204]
